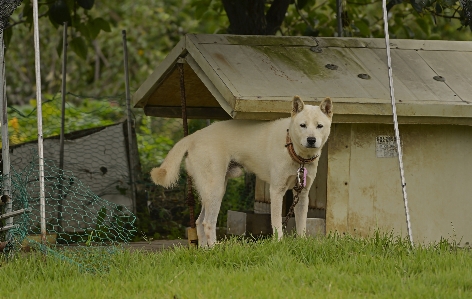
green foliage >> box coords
[6,0,113,60]
[5,0,471,108]
[219,175,254,226]
[77,0,95,10]
[5,93,123,146]
[282,0,472,39]
[5,0,219,107]
[191,0,228,33]
[136,116,177,174]
[69,36,88,60]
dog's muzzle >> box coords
[306,137,317,148]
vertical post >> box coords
[177,61,189,138]
[32,0,46,244]
[57,22,68,233]
[122,30,137,214]
[336,0,343,37]
[177,59,197,247]
[0,31,13,232]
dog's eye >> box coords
[317,124,324,129]
[300,124,306,128]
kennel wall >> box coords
[132,34,472,244]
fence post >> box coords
[0,31,13,236]
[57,22,68,233]
[122,30,137,214]
[177,59,198,247]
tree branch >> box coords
[5,12,48,30]
[425,7,462,20]
[294,0,316,32]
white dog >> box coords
[151,96,333,247]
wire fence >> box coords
[0,3,255,265]
[1,92,254,250]
[2,155,136,272]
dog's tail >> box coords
[150,137,191,188]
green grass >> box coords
[1,233,471,299]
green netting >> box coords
[1,153,136,272]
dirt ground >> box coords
[124,239,187,251]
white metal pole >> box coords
[32,0,46,244]
[382,0,413,246]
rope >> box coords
[381,0,414,246]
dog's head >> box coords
[289,96,333,153]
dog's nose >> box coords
[307,137,316,146]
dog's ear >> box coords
[320,97,333,118]
[291,95,305,117]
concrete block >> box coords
[227,210,325,237]
[227,210,272,236]
[285,217,326,237]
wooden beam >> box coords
[144,106,231,119]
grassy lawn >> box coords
[1,233,471,299]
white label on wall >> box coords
[376,136,398,158]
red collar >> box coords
[285,130,319,165]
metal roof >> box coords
[133,34,472,125]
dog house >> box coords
[133,34,472,245]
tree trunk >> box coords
[222,0,290,35]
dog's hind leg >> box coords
[196,174,232,247]
[186,156,228,248]
[196,207,206,246]
[196,182,225,248]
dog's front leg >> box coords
[294,177,313,237]
[270,185,287,240]
[293,188,310,237]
